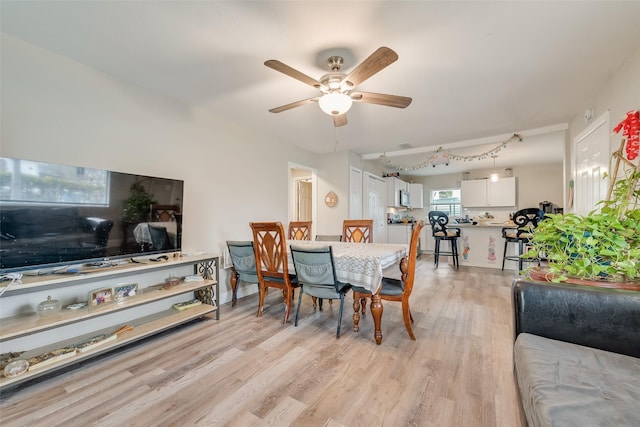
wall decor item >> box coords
[324,191,338,207]
[380,133,523,171]
[89,287,113,307]
[114,283,138,300]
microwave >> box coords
[400,189,410,207]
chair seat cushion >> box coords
[504,231,533,239]
[302,281,351,299]
[380,277,404,296]
[237,272,259,283]
[514,333,640,427]
[433,231,459,238]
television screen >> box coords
[0,157,184,273]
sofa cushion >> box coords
[514,333,640,427]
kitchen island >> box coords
[452,221,521,271]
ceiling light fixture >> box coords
[490,155,499,182]
[318,92,353,116]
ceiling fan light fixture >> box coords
[318,92,352,116]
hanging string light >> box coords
[380,133,523,171]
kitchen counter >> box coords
[454,221,516,228]
[449,223,520,271]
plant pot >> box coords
[528,266,640,291]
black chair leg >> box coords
[502,240,509,270]
[518,240,524,271]
[434,239,440,268]
[336,295,345,338]
[452,238,459,268]
[294,286,303,326]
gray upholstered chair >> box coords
[226,240,259,307]
[147,224,171,251]
[290,245,351,338]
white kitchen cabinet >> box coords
[387,224,412,244]
[461,177,516,207]
[419,224,434,253]
[385,177,408,207]
[408,183,424,208]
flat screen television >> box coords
[0,156,184,274]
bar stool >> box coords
[502,208,545,271]
[428,211,461,269]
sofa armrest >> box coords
[512,278,640,358]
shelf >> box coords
[0,304,216,390]
[0,253,217,295]
[0,279,216,342]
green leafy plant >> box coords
[122,182,156,223]
[524,167,640,283]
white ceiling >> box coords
[2,1,640,176]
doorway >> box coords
[289,163,317,236]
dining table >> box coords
[287,240,409,344]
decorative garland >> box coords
[380,133,523,171]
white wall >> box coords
[1,34,317,303]
[567,46,640,198]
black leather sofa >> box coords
[0,207,114,270]
[512,279,640,426]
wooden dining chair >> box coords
[290,245,352,338]
[352,221,424,340]
[342,219,373,243]
[250,222,299,323]
[149,204,180,222]
[288,221,312,240]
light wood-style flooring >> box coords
[0,256,524,426]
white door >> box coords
[363,172,387,243]
[349,167,363,219]
[297,180,312,221]
[574,112,610,215]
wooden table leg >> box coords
[352,295,361,332]
[371,294,383,345]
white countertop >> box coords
[454,221,516,228]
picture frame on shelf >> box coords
[114,283,138,300]
[89,287,113,308]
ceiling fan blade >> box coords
[333,114,348,127]
[350,91,412,108]
[268,97,318,113]
[343,47,398,87]
[264,60,323,89]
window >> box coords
[0,157,109,206]
[430,188,461,216]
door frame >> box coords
[288,162,317,237]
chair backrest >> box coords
[342,219,373,243]
[290,245,340,292]
[428,211,456,237]
[512,208,545,238]
[150,204,180,222]
[288,221,312,240]
[226,240,257,278]
[250,221,292,282]
[147,224,171,250]
[315,234,342,242]
[399,221,424,298]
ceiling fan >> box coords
[265,47,412,127]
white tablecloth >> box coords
[287,240,409,293]
[133,222,178,246]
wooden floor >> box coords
[0,256,524,427]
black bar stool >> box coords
[502,208,545,271]
[428,211,461,269]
